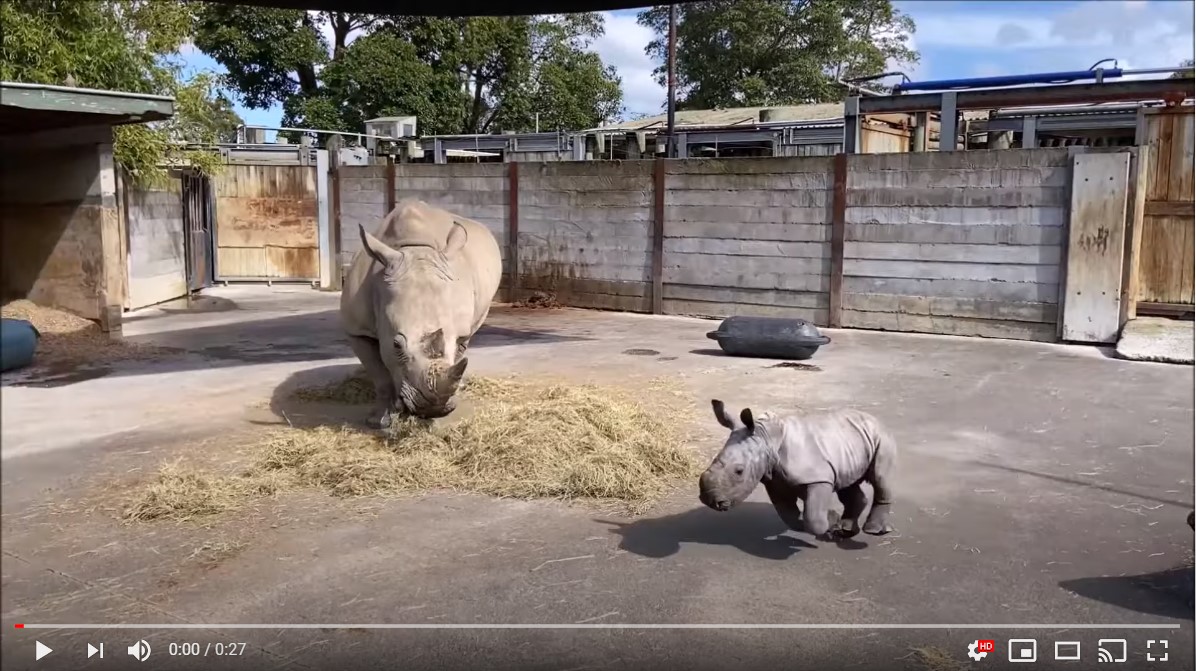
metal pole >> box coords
[666,3,677,158]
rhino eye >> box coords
[734,466,745,476]
[456,336,469,354]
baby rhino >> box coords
[699,400,897,541]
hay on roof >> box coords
[124,375,699,521]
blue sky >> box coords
[179,0,1195,134]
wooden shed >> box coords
[0,82,174,329]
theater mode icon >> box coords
[1055,641,1081,661]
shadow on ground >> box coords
[971,461,1193,509]
[1059,566,1195,619]
[596,502,832,560]
[2,313,597,388]
[263,362,371,429]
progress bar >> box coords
[12,624,1185,630]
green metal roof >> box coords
[0,82,175,134]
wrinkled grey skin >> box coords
[340,199,502,426]
[699,400,897,541]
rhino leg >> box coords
[861,427,897,536]
[800,482,838,539]
[830,483,867,539]
[763,481,805,533]
[347,334,398,429]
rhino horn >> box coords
[360,224,404,269]
[447,356,468,384]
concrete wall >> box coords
[0,125,123,321]
[664,158,833,323]
[843,149,1071,342]
[335,147,1095,343]
[124,175,187,310]
[518,161,653,310]
[337,164,509,286]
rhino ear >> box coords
[360,224,404,270]
[444,220,469,257]
[740,407,755,434]
[711,399,735,430]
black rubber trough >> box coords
[706,316,830,360]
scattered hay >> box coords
[125,376,699,521]
[122,460,250,523]
[188,538,248,567]
[1,299,168,368]
[901,646,966,671]
[514,291,561,309]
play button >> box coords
[35,641,52,661]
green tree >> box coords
[637,0,918,110]
[0,0,242,183]
[193,8,624,138]
[1172,59,1194,79]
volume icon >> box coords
[127,639,151,662]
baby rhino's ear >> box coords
[740,407,755,434]
[711,399,735,430]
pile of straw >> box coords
[1,299,166,367]
[124,376,698,522]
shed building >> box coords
[0,82,174,330]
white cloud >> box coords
[910,0,1193,69]
[592,11,664,118]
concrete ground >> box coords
[2,285,1193,671]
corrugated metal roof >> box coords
[592,103,846,132]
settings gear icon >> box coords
[967,640,988,661]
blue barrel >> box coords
[706,315,830,360]
[1,318,40,372]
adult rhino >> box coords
[340,198,502,426]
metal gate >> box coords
[180,170,214,292]
[209,164,320,282]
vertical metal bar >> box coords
[330,142,344,289]
[828,153,848,328]
[206,173,217,286]
[433,138,445,164]
[1021,116,1038,149]
[385,160,396,214]
[507,162,520,303]
[315,149,332,289]
[939,91,958,151]
[912,111,928,152]
[843,97,861,154]
[666,3,678,158]
[651,158,666,314]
